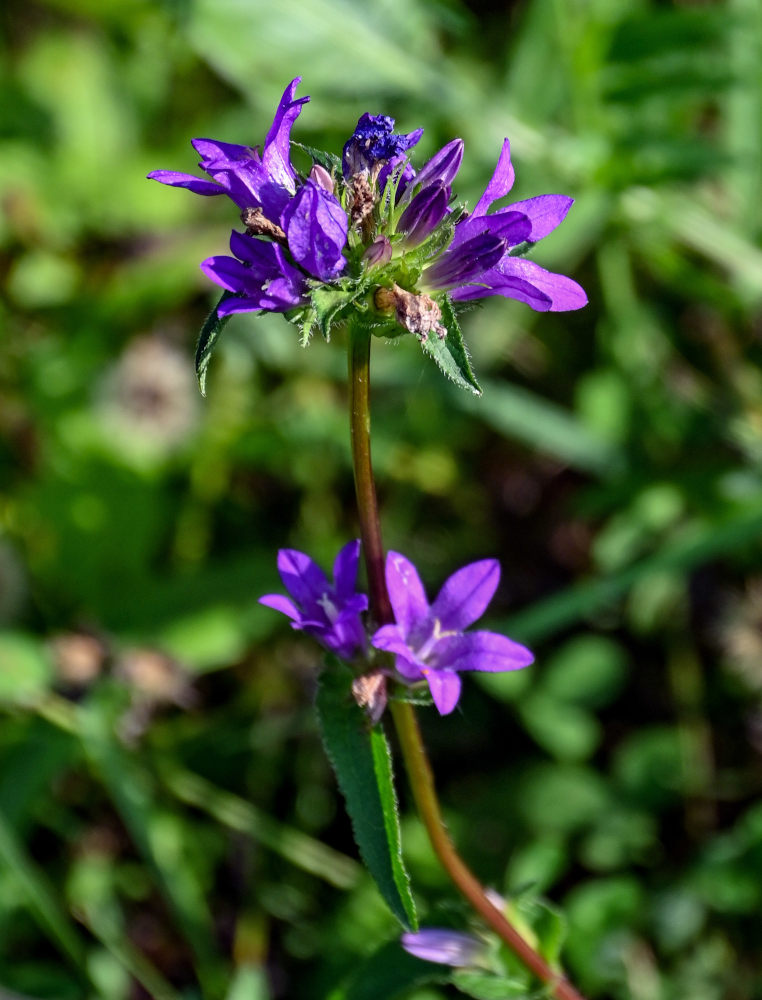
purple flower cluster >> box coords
[259,542,532,716]
[149,79,347,317]
[149,76,586,330]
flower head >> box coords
[343,113,423,178]
[259,540,368,660]
[148,80,586,384]
[401,929,486,967]
[371,553,533,714]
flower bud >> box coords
[309,163,335,193]
[401,929,486,967]
[398,183,450,247]
[362,235,392,267]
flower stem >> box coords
[346,321,587,1000]
[348,321,393,627]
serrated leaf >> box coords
[316,659,417,930]
[293,142,342,176]
[195,292,234,396]
[421,296,481,395]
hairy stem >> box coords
[346,321,587,1000]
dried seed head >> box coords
[374,283,447,341]
[240,206,287,243]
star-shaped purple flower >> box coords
[371,552,533,715]
[259,540,368,660]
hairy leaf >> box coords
[316,659,417,929]
[421,296,481,395]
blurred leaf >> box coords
[0,633,53,703]
[77,697,223,997]
[225,964,271,1000]
[540,636,628,708]
[461,380,619,476]
[0,809,91,985]
[316,660,417,930]
[450,970,531,999]
[519,694,601,762]
[161,765,361,889]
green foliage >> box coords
[317,661,417,930]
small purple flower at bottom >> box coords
[371,553,533,715]
[259,540,368,660]
[401,929,486,967]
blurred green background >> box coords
[2,0,762,997]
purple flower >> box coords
[201,231,308,316]
[424,139,587,312]
[371,553,533,715]
[343,113,423,177]
[149,78,350,314]
[259,541,368,660]
[148,78,309,222]
[401,929,486,967]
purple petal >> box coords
[283,181,348,280]
[451,210,532,250]
[214,296,262,316]
[277,549,330,609]
[262,78,309,191]
[412,139,464,191]
[333,540,361,601]
[385,552,430,639]
[401,929,485,967]
[424,233,505,290]
[430,559,500,631]
[191,138,256,166]
[229,231,280,272]
[200,255,256,294]
[496,258,588,311]
[449,268,553,310]
[425,669,462,715]
[472,139,515,217]
[434,630,534,672]
[259,593,301,621]
[504,195,574,241]
[370,626,424,681]
[147,170,223,196]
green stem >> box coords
[346,320,587,1000]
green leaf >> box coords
[195,291,234,396]
[421,296,481,395]
[316,659,417,929]
[451,970,533,999]
[293,141,342,176]
[0,632,53,702]
[329,941,445,1000]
